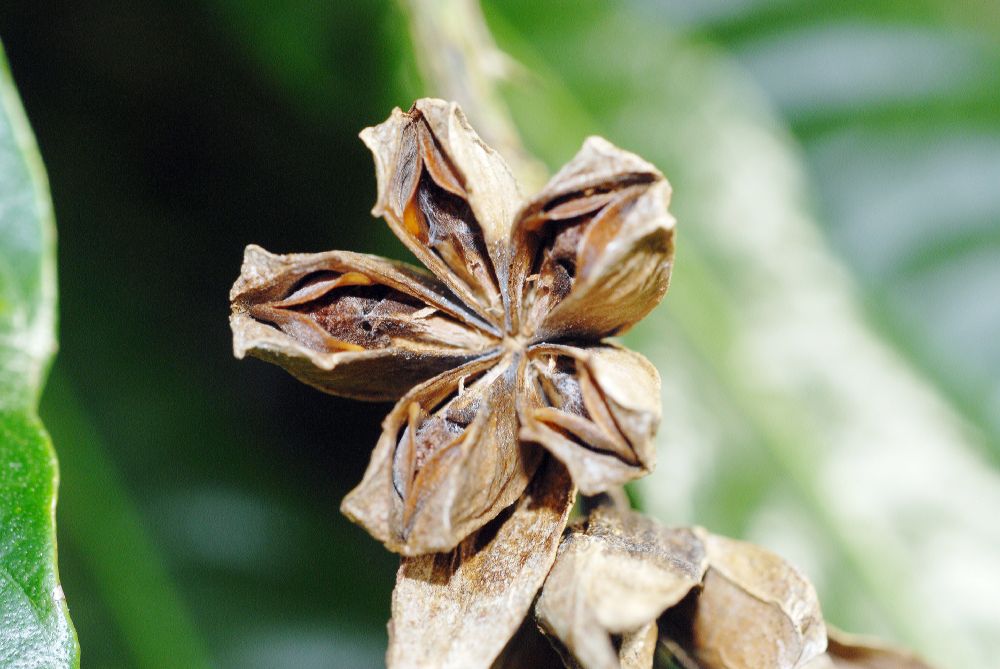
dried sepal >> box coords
[519,344,661,494]
[536,506,707,669]
[230,245,496,401]
[620,621,658,669]
[510,137,675,339]
[361,99,522,325]
[678,531,827,669]
[811,628,935,669]
[387,458,575,669]
[341,354,542,555]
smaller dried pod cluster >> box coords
[507,503,935,669]
[230,99,934,669]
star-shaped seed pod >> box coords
[230,99,673,667]
[229,98,674,560]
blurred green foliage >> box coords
[0,1,998,667]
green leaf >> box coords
[0,43,78,668]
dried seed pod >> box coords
[519,344,661,494]
[362,99,522,324]
[232,99,675,559]
[230,245,494,401]
[678,531,828,669]
[341,354,542,555]
[510,137,675,339]
[533,507,864,669]
[536,507,708,669]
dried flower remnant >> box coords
[529,505,936,669]
[230,248,493,401]
[683,532,827,669]
[536,506,709,669]
[229,98,674,667]
[231,99,673,555]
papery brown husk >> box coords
[387,458,575,669]
[682,530,827,669]
[519,344,661,495]
[536,506,829,669]
[509,136,675,340]
[536,506,708,669]
[341,354,543,556]
[361,99,521,325]
[230,244,496,401]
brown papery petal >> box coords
[536,507,708,669]
[230,245,496,401]
[387,458,575,669]
[519,344,660,495]
[678,531,827,669]
[341,354,541,555]
[509,136,675,339]
[819,628,936,669]
[361,99,522,326]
